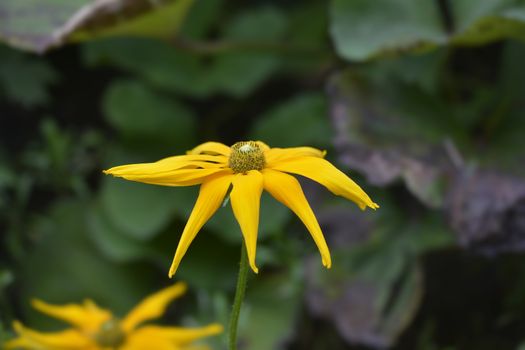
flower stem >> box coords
[228,246,249,350]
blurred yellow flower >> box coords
[5,282,222,350]
[104,141,378,277]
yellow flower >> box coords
[5,282,222,350]
[104,141,378,277]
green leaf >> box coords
[83,6,287,97]
[179,0,223,39]
[87,203,156,262]
[84,38,213,97]
[452,0,525,45]
[0,0,194,52]
[72,0,194,42]
[174,233,238,291]
[103,79,196,150]
[305,209,452,348]
[330,0,445,61]
[0,45,58,107]
[242,272,301,350]
[208,6,287,96]
[99,178,179,240]
[251,93,332,148]
[18,200,154,325]
[330,0,525,61]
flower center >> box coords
[228,141,266,173]
[94,318,126,348]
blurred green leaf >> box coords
[0,269,13,292]
[87,203,157,262]
[180,0,223,39]
[452,0,525,45]
[0,0,193,52]
[0,161,14,189]
[251,93,332,148]
[84,38,212,97]
[330,0,444,61]
[208,6,287,96]
[84,6,287,97]
[103,79,196,150]
[175,233,238,291]
[72,0,194,42]
[306,207,452,348]
[331,0,525,61]
[242,272,301,350]
[0,45,58,107]
[100,178,179,241]
[18,200,154,326]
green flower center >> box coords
[229,141,266,173]
[94,318,126,348]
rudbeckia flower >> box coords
[5,282,222,350]
[104,141,378,277]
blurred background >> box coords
[1,0,525,349]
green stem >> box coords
[228,246,249,350]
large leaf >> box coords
[330,0,445,61]
[242,272,301,350]
[99,178,180,241]
[0,45,58,107]
[305,207,453,348]
[18,200,154,326]
[83,6,288,97]
[0,0,193,52]
[251,93,332,148]
[330,0,525,61]
[103,79,196,150]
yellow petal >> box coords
[104,155,227,176]
[255,141,270,151]
[128,324,223,346]
[121,282,188,333]
[262,169,331,268]
[269,157,379,210]
[230,171,264,273]
[31,299,111,333]
[169,174,234,277]
[188,142,231,156]
[7,321,93,349]
[105,168,233,186]
[265,147,325,166]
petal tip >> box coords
[322,257,332,269]
[208,323,224,334]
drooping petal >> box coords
[169,174,234,277]
[265,147,326,166]
[108,168,232,186]
[31,298,111,333]
[269,157,379,210]
[230,171,264,273]
[262,169,331,268]
[6,321,94,350]
[188,142,231,156]
[104,155,227,176]
[126,324,223,347]
[121,282,188,333]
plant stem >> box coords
[228,246,249,350]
